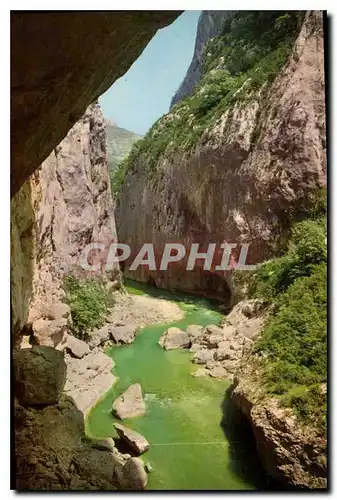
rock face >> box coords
[11,101,119,340]
[10,12,183,490]
[158,327,191,350]
[170,11,230,107]
[14,347,66,406]
[112,384,146,420]
[231,370,327,488]
[14,346,144,490]
[116,11,326,302]
[15,396,148,490]
[114,423,150,455]
[11,11,180,196]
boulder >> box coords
[209,366,228,379]
[186,324,203,342]
[114,423,149,455]
[110,324,138,345]
[221,300,267,340]
[220,359,238,374]
[47,303,71,321]
[206,333,225,348]
[189,343,202,353]
[158,327,190,350]
[64,352,116,416]
[214,347,235,362]
[112,383,146,419]
[241,299,265,318]
[200,325,225,348]
[221,325,237,339]
[32,318,67,347]
[55,333,69,352]
[203,324,224,336]
[192,348,216,365]
[66,335,90,359]
[116,457,148,490]
[14,346,66,406]
[205,359,220,371]
[90,325,111,347]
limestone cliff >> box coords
[170,11,231,108]
[11,102,140,490]
[11,101,119,339]
[116,11,326,303]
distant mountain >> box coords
[105,121,141,173]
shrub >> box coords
[247,216,326,302]
[280,384,326,431]
[255,263,327,431]
[239,204,327,431]
[63,276,109,339]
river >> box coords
[86,280,267,490]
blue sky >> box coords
[99,11,201,135]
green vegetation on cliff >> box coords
[63,276,109,339]
[260,264,326,430]
[236,191,327,431]
[112,11,304,194]
[106,122,141,196]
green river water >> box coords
[86,280,267,490]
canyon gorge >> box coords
[11,10,327,491]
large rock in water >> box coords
[11,11,180,196]
[192,348,216,365]
[64,351,116,417]
[158,327,190,350]
[114,423,149,455]
[110,324,139,345]
[14,346,66,406]
[112,384,146,420]
[186,324,203,342]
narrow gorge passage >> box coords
[12,10,327,491]
[86,281,267,490]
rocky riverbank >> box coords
[158,298,267,380]
[14,285,186,490]
[231,363,327,489]
[156,297,327,488]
